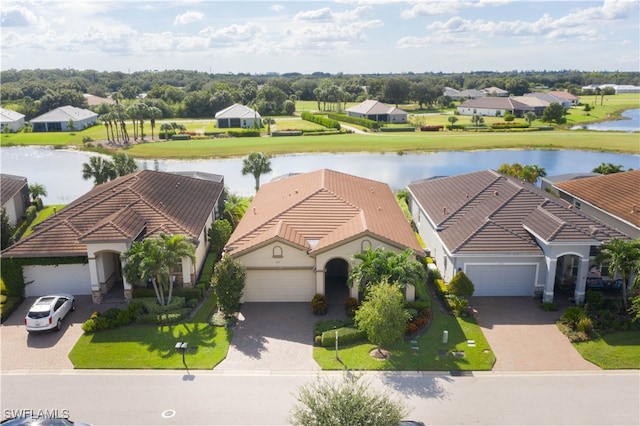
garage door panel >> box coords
[466,264,536,296]
[24,264,91,297]
[244,270,315,302]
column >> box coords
[315,267,325,295]
[88,256,102,304]
[543,257,557,303]
[574,257,590,305]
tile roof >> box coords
[1,174,28,205]
[30,105,97,123]
[346,100,406,115]
[458,97,533,111]
[215,103,261,119]
[554,170,640,228]
[0,108,25,123]
[1,170,224,258]
[408,170,627,255]
[225,169,422,257]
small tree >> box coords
[524,111,537,126]
[208,219,233,261]
[212,255,247,316]
[471,114,484,131]
[503,112,515,122]
[354,281,409,357]
[542,102,566,124]
[1,208,15,249]
[447,115,458,128]
[28,183,48,202]
[289,374,409,426]
[448,270,474,298]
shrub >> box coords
[300,112,341,130]
[320,326,366,347]
[311,293,328,315]
[271,130,303,136]
[0,296,23,323]
[327,113,378,129]
[406,300,431,312]
[24,205,37,222]
[228,130,260,137]
[576,317,594,334]
[447,271,475,298]
[585,290,606,311]
[405,308,418,321]
[445,294,469,316]
[344,297,359,317]
[561,306,586,330]
[313,318,355,336]
[170,134,191,140]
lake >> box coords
[572,109,640,132]
[1,146,638,203]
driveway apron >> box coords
[470,297,600,371]
[216,302,342,372]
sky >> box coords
[1,0,638,74]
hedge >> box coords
[379,127,415,132]
[228,130,260,137]
[327,113,379,129]
[0,296,23,323]
[320,326,366,347]
[170,134,191,140]
[271,130,303,136]
[300,112,341,130]
[302,130,343,136]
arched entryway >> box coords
[95,251,126,302]
[324,258,349,304]
[555,254,580,296]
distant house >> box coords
[30,105,98,132]
[83,94,116,107]
[408,170,628,304]
[457,97,533,117]
[215,103,261,129]
[552,170,640,239]
[581,84,640,94]
[346,100,407,123]
[482,87,509,97]
[0,108,25,132]
[224,169,423,302]
[0,174,30,225]
[547,91,579,105]
[511,96,548,116]
[1,170,225,302]
[524,93,572,109]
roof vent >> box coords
[632,204,638,213]
[494,190,499,196]
[443,207,448,215]
[378,207,382,211]
[370,187,375,193]
[253,207,257,215]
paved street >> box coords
[1,370,638,425]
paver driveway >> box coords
[216,302,345,372]
[470,297,599,371]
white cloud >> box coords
[397,33,485,48]
[294,7,334,22]
[173,11,204,25]
[1,5,38,26]
[270,4,284,13]
[400,0,512,19]
[201,23,266,48]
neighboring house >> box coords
[482,87,509,97]
[224,169,423,302]
[1,170,224,302]
[457,97,533,117]
[0,108,25,132]
[346,100,408,123]
[0,174,30,225]
[524,93,572,109]
[30,105,98,132]
[547,91,579,105]
[83,94,116,107]
[581,84,640,94]
[552,170,640,239]
[511,96,549,116]
[215,103,261,128]
[408,170,628,304]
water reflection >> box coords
[1,146,638,203]
[572,109,640,132]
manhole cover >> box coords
[161,410,176,419]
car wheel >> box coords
[56,319,62,331]
[71,300,76,311]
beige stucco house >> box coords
[0,174,30,226]
[1,170,224,303]
[224,169,423,302]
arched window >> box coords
[361,240,371,252]
[272,246,283,258]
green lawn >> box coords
[22,204,65,238]
[314,309,495,371]
[572,331,640,369]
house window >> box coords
[361,240,371,252]
[174,261,183,273]
[574,201,582,210]
[272,246,283,258]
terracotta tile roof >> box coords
[346,100,406,115]
[2,170,224,258]
[408,170,627,255]
[1,174,28,205]
[554,170,640,228]
[225,169,422,257]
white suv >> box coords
[24,294,76,332]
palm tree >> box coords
[160,123,172,140]
[147,107,163,140]
[159,233,195,305]
[111,153,138,178]
[82,156,116,186]
[524,111,537,126]
[241,152,272,192]
[592,163,625,175]
[471,114,484,131]
[122,233,195,306]
[595,238,640,308]
[348,247,425,294]
[28,183,48,201]
[223,192,248,228]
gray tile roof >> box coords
[0,174,28,206]
[409,170,627,255]
[30,105,97,123]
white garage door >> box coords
[244,269,315,302]
[24,264,92,297]
[466,264,536,296]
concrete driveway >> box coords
[470,297,600,371]
[0,296,123,371]
[215,302,346,372]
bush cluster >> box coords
[404,300,432,337]
[344,297,359,317]
[326,113,379,129]
[430,268,474,317]
[311,293,328,315]
[300,112,341,130]
[319,326,366,347]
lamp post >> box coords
[175,341,188,368]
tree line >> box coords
[2,69,638,121]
